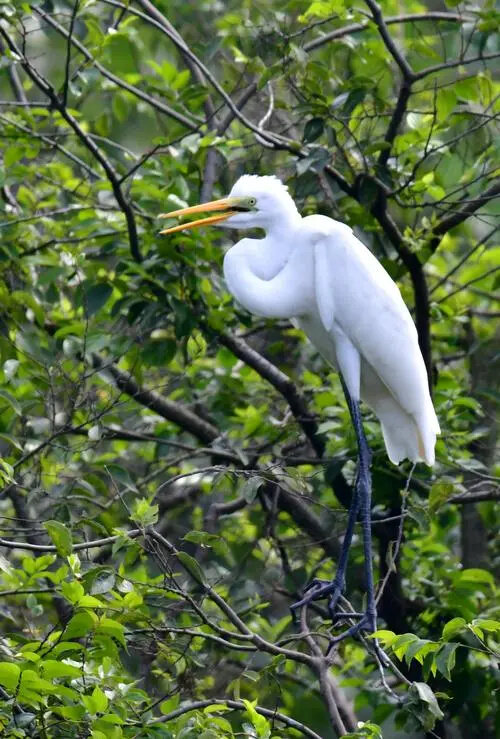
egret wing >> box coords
[314,237,335,332]
[310,217,431,420]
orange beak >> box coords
[158,197,240,235]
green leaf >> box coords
[459,569,494,586]
[436,89,457,122]
[241,476,263,503]
[0,432,23,451]
[203,704,232,714]
[428,481,454,513]
[370,630,396,646]
[177,551,205,584]
[85,282,113,316]
[92,686,108,713]
[104,464,138,492]
[87,568,116,595]
[183,530,221,548]
[61,581,85,604]
[303,117,324,143]
[160,693,180,715]
[0,662,20,690]
[105,34,137,74]
[79,595,104,607]
[0,389,22,416]
[296,147,330,175]
[132,497,159,526]
[435,642,459,681]
[343,88,366,115]
[4,145,25,167]
[44,520,73,557]
[96,617,126,646]
[53,705,86,721]
[472,618,500,633]
[442,617,466,641]
[242,699,270,738]
[19,669,57,694]
[64,611,95,639]
[392,633,419,660]
[142,338,177,366]
[412,681,444,719]
[39,660,82,679]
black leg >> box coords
[291,381,378,649]
[348,398,376,634]
[290,481,360,620]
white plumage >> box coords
[160,174,440,466]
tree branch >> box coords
[363,0,414,80]
[0,529,142,552]
[32,5,200,131]
[0,26,142,262]
[218,333,325,457]
[414,52,500,81]
[431,178,500,242]
[149,698,323,738]
[134,0,217,124]
[91,354,219,445]
[304,12,475,53]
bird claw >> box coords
[290,577,345,623]
[326,610,378,655]
[291,580,382,660]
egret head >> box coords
[158,174,300,235]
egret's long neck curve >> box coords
[222,210,311,319]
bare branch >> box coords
[32,5,200,132]
[0,26,142,262]
[414,52,500,81]
[134,0,217,124]
[0,529,142,552]
[450,490,500,505]
[304,12,475,53]
[218,333,325,457]
[62,0,79,108]
[436,265,499,304]
[91,354,219,445]
[432,178,500,241]
[363,0,414,80]
[430,225,498,295]
[0,113,100,180]
[378,81,413,168]
[149,698,323,738]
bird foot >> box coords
[326,610,389,666]
[291,581,386,663]
[326,610,376,652]
[290,577,346,623]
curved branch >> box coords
[304,12,475,53]
[151,698,323,739]
[0,529,142,552]
[0,27,142,263]
[432,178,500,241]
[32,5,200,131]
[363,0,414,80]
[91,354,219,445]
[218,333,325,457]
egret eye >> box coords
[248,197,256,206]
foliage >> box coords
[0,0,498,737]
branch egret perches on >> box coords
[159,174,440,646]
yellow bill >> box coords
[158,196,254,234]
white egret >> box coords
[159,174,440,645]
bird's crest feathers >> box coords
[230,174,291,200]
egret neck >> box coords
[222,212,310,320]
